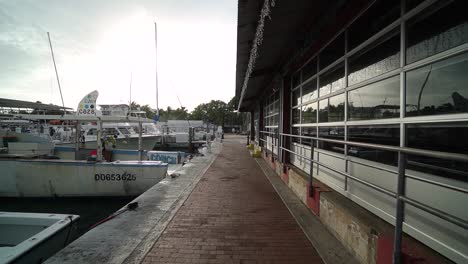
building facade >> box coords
[236,0,467,263]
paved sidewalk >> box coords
[142,135,323,264]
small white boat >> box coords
[0,212,79,264]
[0,159,168,197]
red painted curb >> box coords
[281,165,289,184]
[377,233,443,264]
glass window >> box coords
[329,94,345,122]
[348,125,400,165]
[407,122,468,180]
[104,128,119,136]
[302,78,317,103]
[292,72,301,88]
[348,75,400,120]
[348,0,401,50]
[319,64,345,96]
[87,128,97,135]
[301,102,317,124]
[319,126,344,154]
[292,107,301,124]
[406,1,468,64]
[292,127,300,143]
[118,127,131,135]
[406,52,468,117]
[405,0,425,12]
[319,33,344,70]
[320,94,345,123]
[319,99,328,123]
[302,57,317,81]
[292,88,301,106]
[302,126,317,147]
[348,30,400,86]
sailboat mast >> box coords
[129,72,133,112]
[47,32,66,114]
[154,22,159,117]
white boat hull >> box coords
[0,160,168,197]
[58,135,158,150]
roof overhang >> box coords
[235,0,370,112]
[0,98,72,111]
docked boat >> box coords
[0,115,169,198]
[0,212,79,264]
[0,158,168,197]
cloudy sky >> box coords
[0,0,237,111]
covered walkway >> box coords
[142,135,324,264]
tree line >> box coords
[130,96,247,127]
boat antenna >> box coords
[176,92,191,127]
[154,22,160,120]
[47,32,66,115]
[129,72,133,113]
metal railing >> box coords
[258,130,468,264]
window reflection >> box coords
[329,94,345,122]
[302,127,317,147]
[348,0,400,50]
[292,127,300,143]
[320,94,345,123]
[319,99,328,123]
[302,78,317,103]
[407,122,468,180]
[319,126,344,154]
[406,1,468,64]
[348,125,399,165]
[319,34,344,70]
[292,72,301,88]
[406,52,468,117]
[302,58,317,81]
[348,76,400,120]
[301,102,317,124]
[319,64,345,96]
[292,107,301,124]
[292,88,301,106]
[405,0,424,12]
[348,30,400,86]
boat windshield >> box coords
[118,127,131,135]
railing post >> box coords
[393,151,407,264]
[309,141,315,197]
[246,134,250,145]
[276,129,280,161]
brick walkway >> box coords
[142,136,323,264]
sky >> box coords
[0,0,237,111]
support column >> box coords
[281,76,291,164]
[258,101,264,147]
[250,110,255,142]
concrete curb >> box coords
[46,141,223,264]
[255,157,359,264]
[123,144,222,264]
